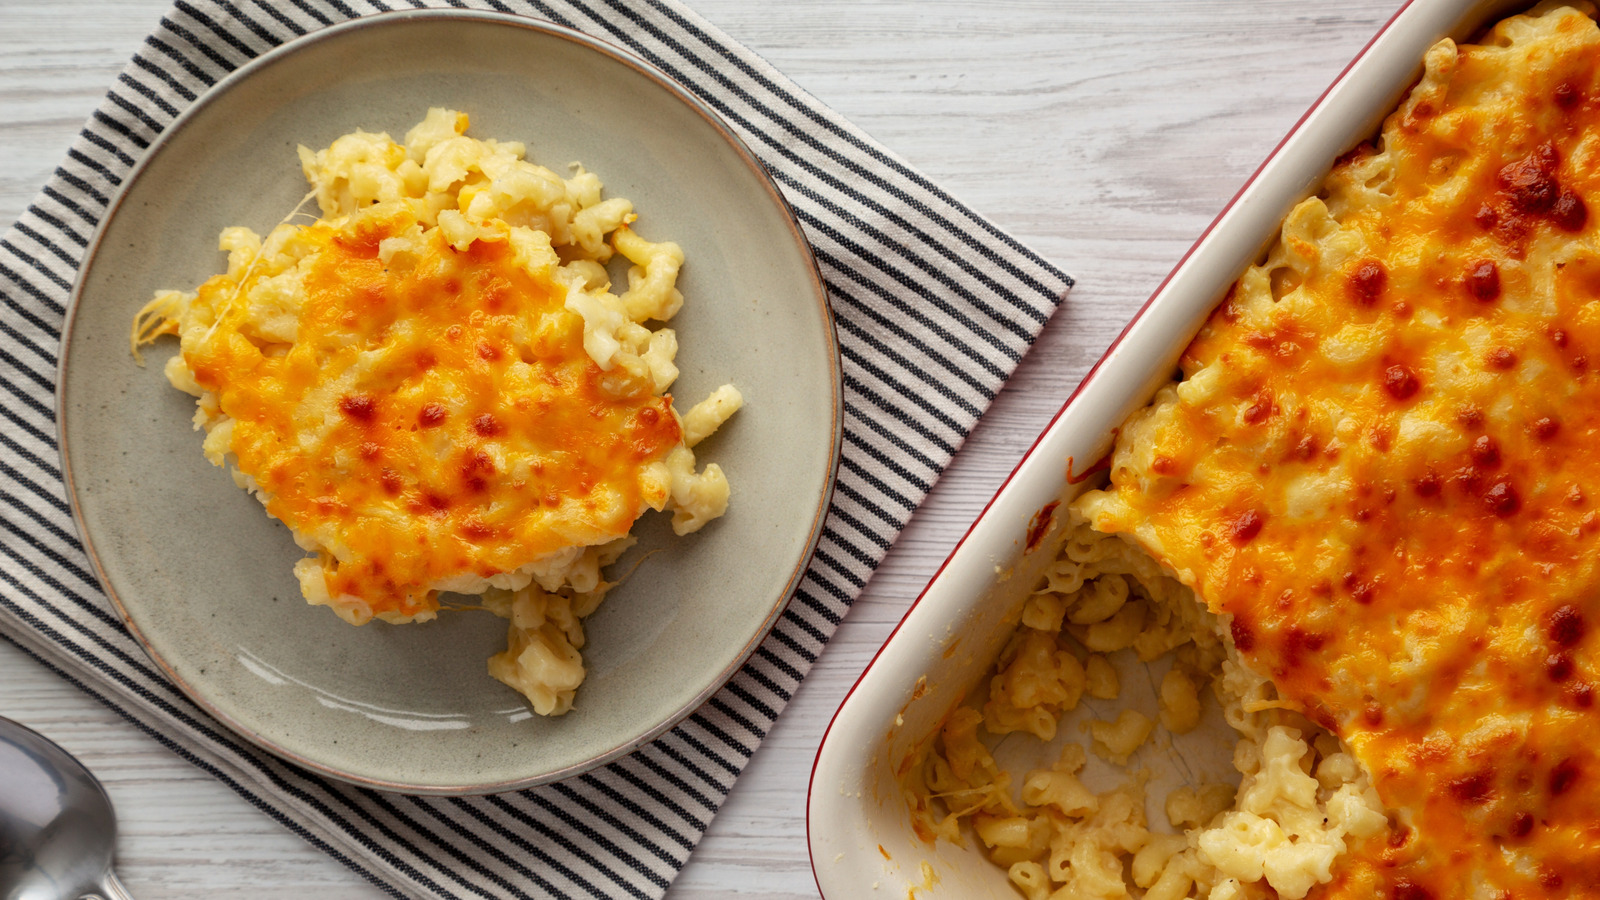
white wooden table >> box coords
[0,2,1400,896]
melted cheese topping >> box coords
[185,203,682,619]
[1078,6,1600,897]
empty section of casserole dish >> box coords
[902,515,1386,900]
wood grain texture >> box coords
[0,1,1399,896]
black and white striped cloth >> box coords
[0,1,1072,897]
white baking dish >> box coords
[807,0,1535,895]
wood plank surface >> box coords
[0,1,1399,896]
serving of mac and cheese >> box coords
[906,5,1600,899]
[132,109,739,716]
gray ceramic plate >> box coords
[58,10,839,794]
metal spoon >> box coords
[0,716,132,900]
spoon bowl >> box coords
[0,716,132,900]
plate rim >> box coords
[56,7,842,795]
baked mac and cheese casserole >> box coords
[906,5,1600,899]
[133,109,740,716]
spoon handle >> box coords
[95,870,136,900]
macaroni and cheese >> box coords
[909,5,1600,898]
[133,109,740,716]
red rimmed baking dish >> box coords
[807,0,1537,895]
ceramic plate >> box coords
[58,10,839,794]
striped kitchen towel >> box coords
[0,1,1072,898]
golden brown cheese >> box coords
[183,203,681,620]
[1078,6,1600,898]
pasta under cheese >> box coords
[902,516,1387,900]
[133,109,740,716]
[908,4,1600,898]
